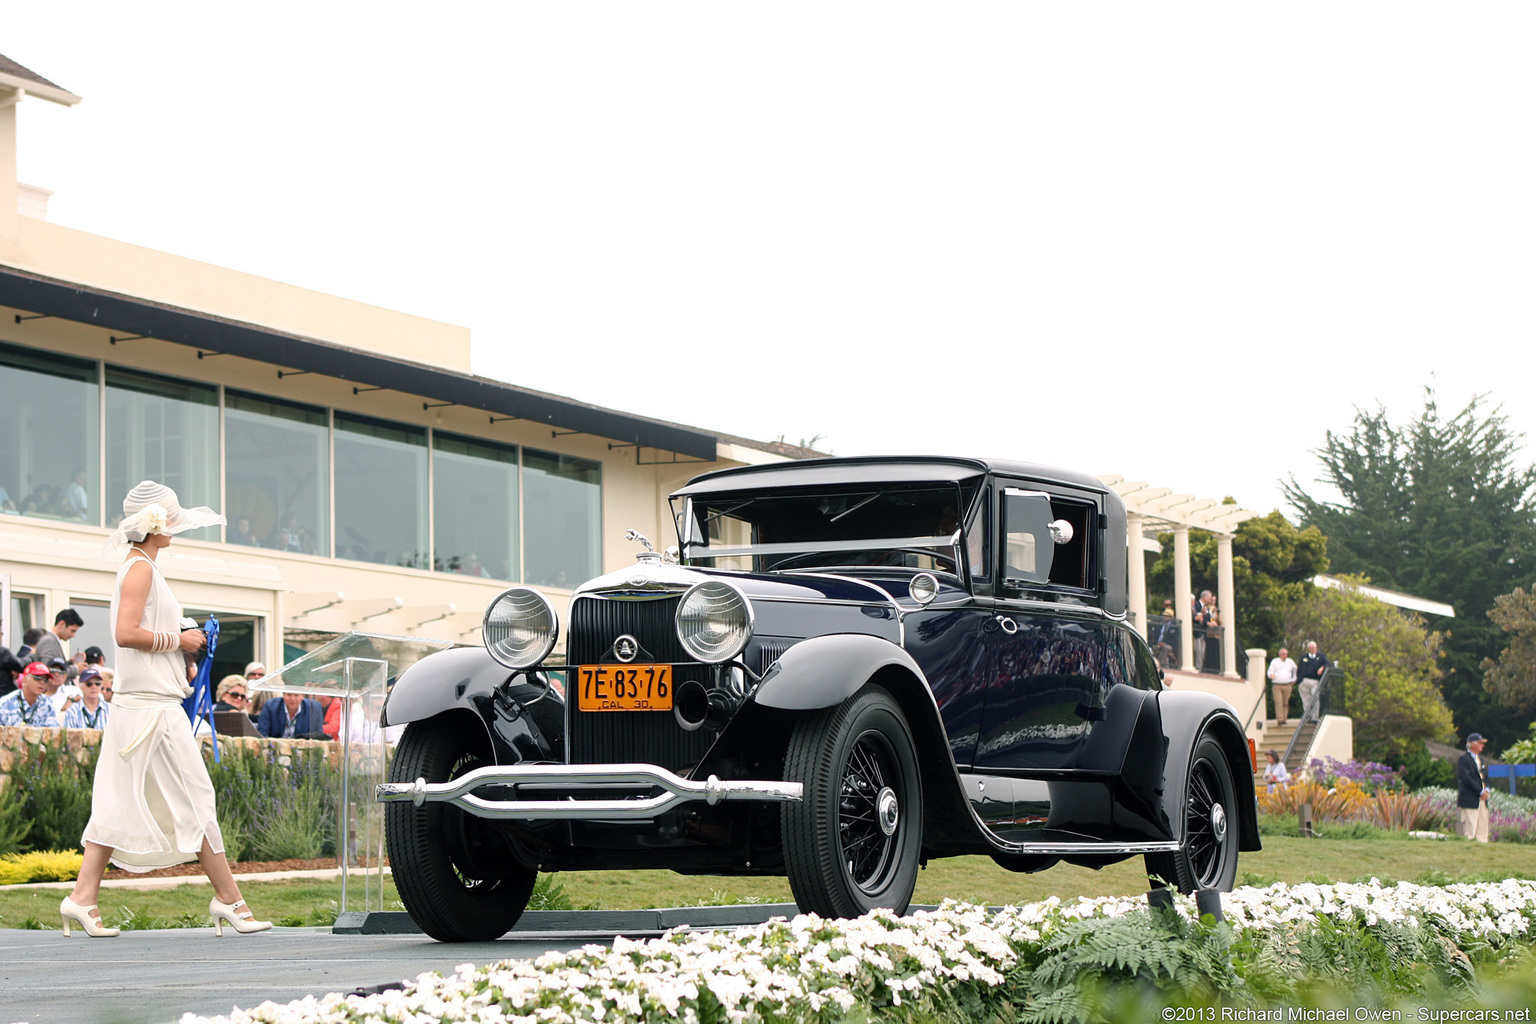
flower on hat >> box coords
[142,503,169,535]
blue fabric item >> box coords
[183,615,220,762]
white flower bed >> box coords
[182,879,1536,1024]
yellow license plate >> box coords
[577,664,674,711]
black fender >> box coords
[1154,689,1262,852]
[701,634,990,857]
[382,646,563,765]
[754,633,928,710]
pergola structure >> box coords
[1099,476,1262,678]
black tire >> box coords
[385,716,536,941]
[782,686,922,918]
[1145,734,1240,893]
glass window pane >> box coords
[0,341,99,524]
[105,367,220,541]
[433,432,517,580]
[335,413,427,567]
[1001,489,1055,586]
[225,391,329,556]
[523,448,600,587]
[65,598,111,665]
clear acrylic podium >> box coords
[251,632,452,918]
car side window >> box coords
[1000,489,1055,586]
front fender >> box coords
[754,633,926,710]
[383,646,563,765]
[1155,690,1262,852]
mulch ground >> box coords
[103,858,384,879]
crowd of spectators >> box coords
[2,613,395,744]
[225,509,319,554]
[0,470,92,521]
[0,609,117,727]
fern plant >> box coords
[1018,908,1249,1023]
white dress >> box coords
[81,555,225,872]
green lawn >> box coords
[2,832,1531,930]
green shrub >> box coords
[0,782,32,856]
[8,739,96,852]
[249,778,330,861]
[206,743,296,861]
[1399,747,1457,790]
[205,743,339,862]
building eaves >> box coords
[0,53,81,106]
[0,264,721,460]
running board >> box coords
[991,839,1180,855]
[376,763,802,820]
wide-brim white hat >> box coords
[105,480,226,555]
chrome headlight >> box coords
[483,587,560,670]
[675,580,754,663]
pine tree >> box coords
[1283,389,1536,747]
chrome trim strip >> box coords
[376,763,802,820]
[685,535,956,558]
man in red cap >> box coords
[0,662,62,728]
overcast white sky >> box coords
[9,4,1535,517]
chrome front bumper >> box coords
[374,763,803,820]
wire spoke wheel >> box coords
[1145,733,1239,894]
[784,686,922,918]
[838,733,898,891]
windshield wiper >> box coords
[701,499,756,527]
[828,493,881,523]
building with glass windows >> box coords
[0,54,803,679]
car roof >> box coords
[675,455,1111,497]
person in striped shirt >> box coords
[62,668,111,730]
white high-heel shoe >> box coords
[60,896,120,937]
[209,896,272,936]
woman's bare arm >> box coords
[115,561,204,653]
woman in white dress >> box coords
[60,481,271,938]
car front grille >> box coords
[566,593,717,773]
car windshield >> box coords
[677,484,967,575]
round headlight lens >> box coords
[483,587,560,670]
[676,580,754,663]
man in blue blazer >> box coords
[258,691,326,739]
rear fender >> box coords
[382,646,562,765]
[1155,690,1262,851]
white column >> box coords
[1174,526,1193,672]
[1126,513,1147,635]
[0,93,21,242]
[1217,533,1239,678]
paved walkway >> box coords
[0,874,800,1024]
[1,925,599,1024]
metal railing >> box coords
[1283,665,1342,768]
[1145,615,1181,669]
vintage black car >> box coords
[378,456,1260,941]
